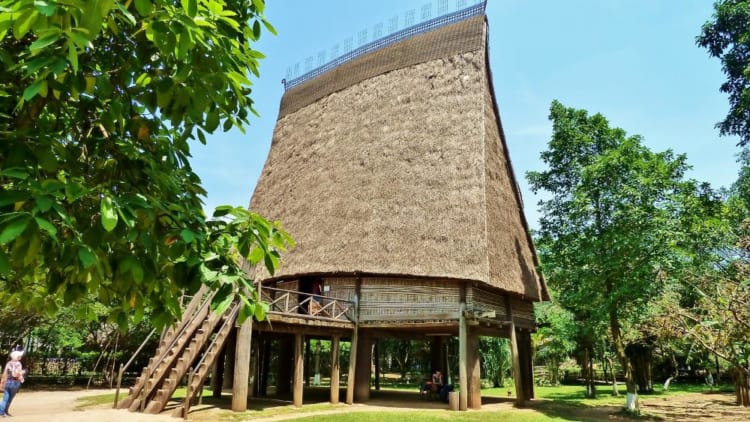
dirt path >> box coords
[1,388,748,421]
[6,389,173,422]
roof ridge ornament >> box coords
[282,0,487,91]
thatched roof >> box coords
[250,15,549,302]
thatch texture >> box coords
[250,16,548,301]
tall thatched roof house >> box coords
[247,0,548,410]
[120,2,548,416]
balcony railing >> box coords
[260,286,355,323]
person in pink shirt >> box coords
[0,350,25,417]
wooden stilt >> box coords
[459,301,468,411]
[293,333,304,407]
[354,333,371,402]
[221,326,237,392]
[509,322,525,405]
[374,340,380,391]
[277,335,293,396]
[345,329,358,404]
[231,316,253,411]
[518,329,535,400]
[330,335,340,404]
[468,328,482,409]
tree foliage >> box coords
[653,166,750,406]
[0,0,292,329]
[528,100,701,410]
[697,0,750,147]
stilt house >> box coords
[119,1,549,416]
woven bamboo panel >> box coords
[275,280,298,292]
[358,278,460,322]
[510,296,535,325]
[470,287,509,316]
[323,277,358,302]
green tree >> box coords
[0,0,291,328]
[697,0,750,147]
[654,165,750,406]
[479,337,511,388]
[528,101,698,411]
[532,300,576,386]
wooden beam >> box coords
[293,333,304,407]
[231,316,252,411]
[330,335,340,404]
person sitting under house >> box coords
[420,370,443,399]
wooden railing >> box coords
[261,286,355,323]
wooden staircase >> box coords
[117,286,239,416]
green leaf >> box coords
[255,301,268,321]
[0,250,9,275]
[68,42,79,73]
[180,228,195,243]
[12,8,37,40]
[78,246,97,269]
[22,79,47,101]
[34,217,57,238]
[252,20,261,40]
[182,0,197,17]
[211,283,234,314]
[134,0,152,17]
[29,32,60,51]
[262,19,277,36]
[205,109,219,132]
[0,214,31,244]
[100,195,118,232]
[247,246,264,265]
[0,168,29,179]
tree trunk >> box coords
[583,344,596,398]
[606,356,619,396]
[610,311,638,412]
[734,367,749,407]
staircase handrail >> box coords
[180,301,240,418]
[140,288,216,387]
[114,287,210,408]
[113,327,156,408]
[117,286,215,409]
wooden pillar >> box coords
[231,315,253,411]
[304,337,311,386]
[345,277,361,405]
[277,335,293,396]
[345,329,358,404]
[430,337,442,373]
[467,328,482,409]
[330,335,340,404]
[509,323,525,405]
[354,333,371,402]
[518,328,535,400]
[249,334,259,397]
[222,326,237,391]
[293,333,304,407]
[458,301,468,411]
[258,336,271,397]
[373,340,380,391]
[210,354,223,398]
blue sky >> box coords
[190,0,740,229]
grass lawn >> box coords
[76,382,734,421]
